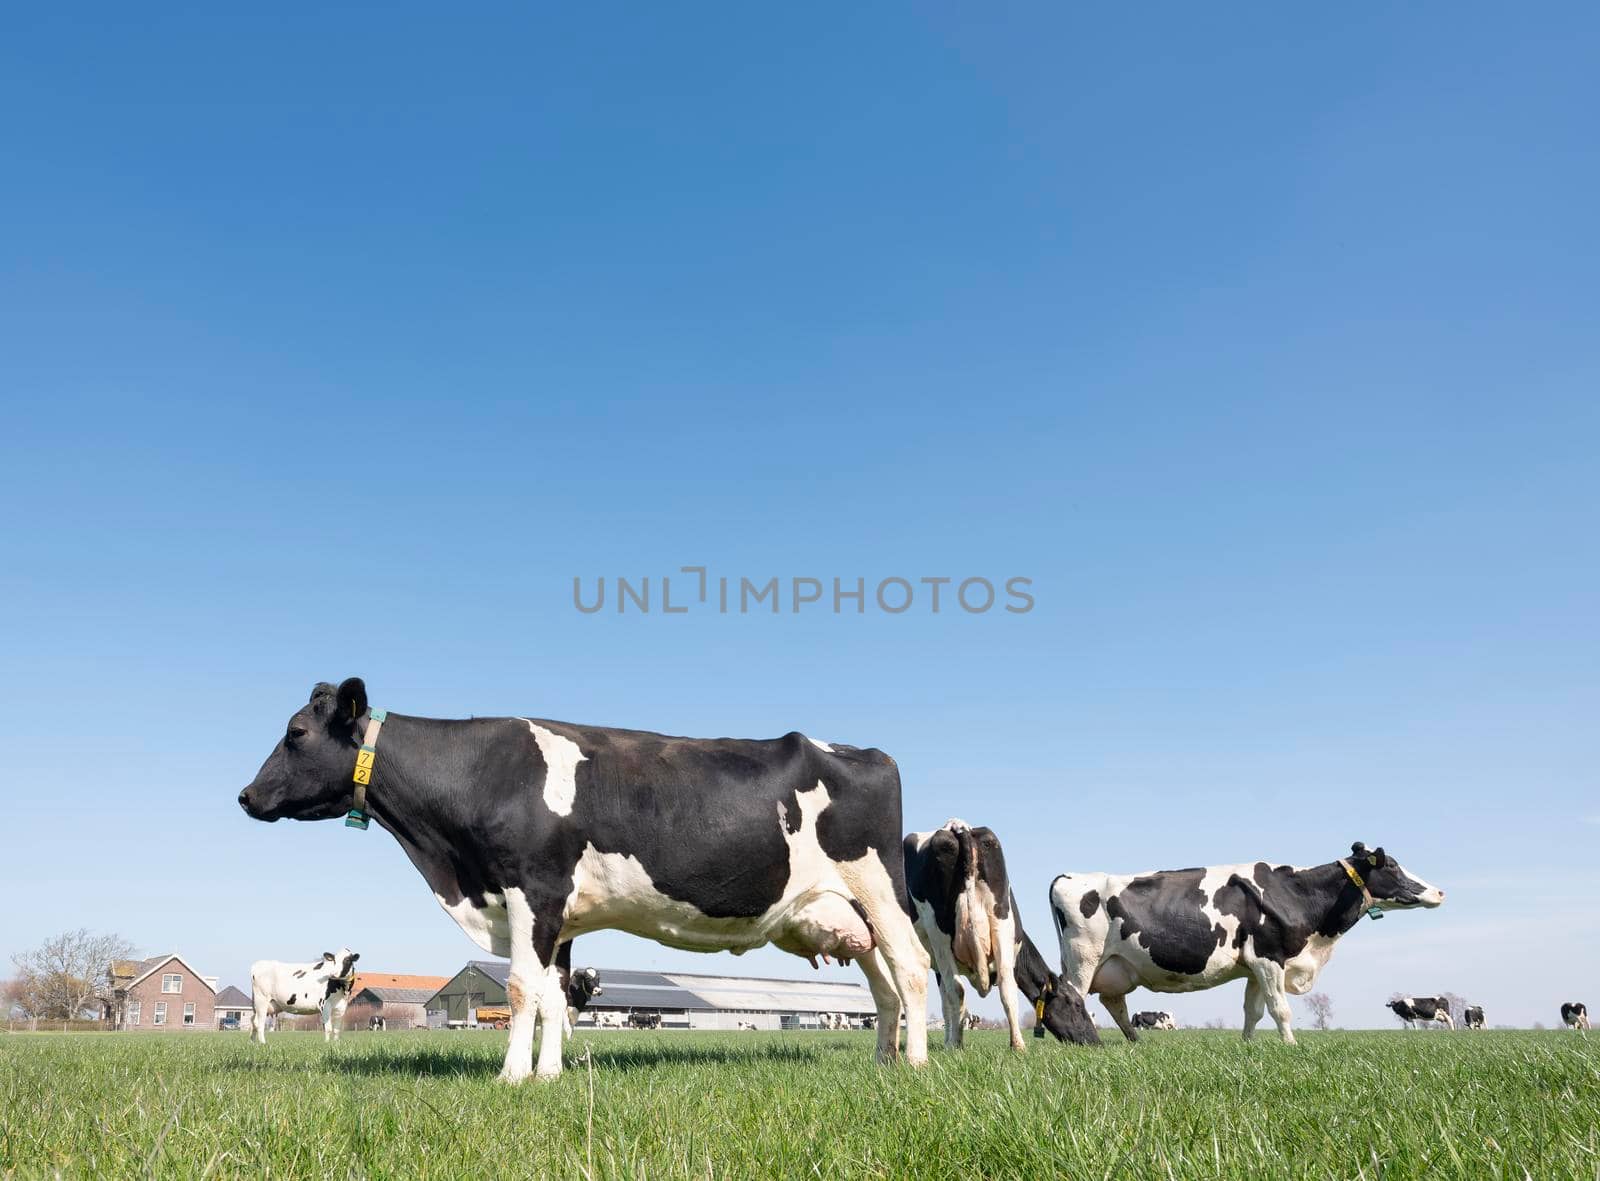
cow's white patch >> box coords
[525,721,586,817]
[807,737,833,752]
[436,892,510,957]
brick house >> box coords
[107,954,217,1031]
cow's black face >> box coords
[238,679,368,822]
[1349,842,1444,910]
[1040,983,1102,1046]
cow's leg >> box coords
[500,886,566,1084]
[1250,964,1295,1044]
[993,922,1026,1052]
[857,949,903,1063]
[1242,977,1265,1040]
[838,855,930,1066]
[1101,994,1138,1043]
[251,991,270,1045]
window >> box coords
[127,1001,141,1027]
[153,1002,167,1026]
[183,1002,196,1026]
[161,974,182,993]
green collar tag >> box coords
[1366,905,1384,921]
[345,708,387,831]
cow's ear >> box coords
[349,953,360,963]
[323,952,335,962]
[1372,847,1388,868]
[336,678,368,723]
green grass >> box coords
[3,1028,1597,1179]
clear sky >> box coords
[2,3,1595,1031]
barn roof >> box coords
[350,972,449,1003]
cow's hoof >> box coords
[497,1069,530,1086]
[1009,1040,1027,1053]
[905,1052,928,1068]
[535,1068,562,1082]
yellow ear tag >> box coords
[1035,998,1046,1021]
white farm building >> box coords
[430,961,876,1031]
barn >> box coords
[347,973,449,1029]
[426,961,876,1030]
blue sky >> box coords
[2,3,1595,1030]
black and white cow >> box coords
[368,1015,387,1031]
[1462,1005,1485,1030]
[1049,842,1443,1044]
[1387,996,1454,1030]
[238,680,929,1083]
[1131,1011,1176,1031]
[249,949,360,1044]
[905,820,1099,1051]
[629,1010,663,1030]
[1561,1002,1589,1031]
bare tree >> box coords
[1302,992,1335,1031]
[1440,992,1468,1027]
[11,929,137,1021]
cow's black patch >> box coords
[1079,889,1100,919]
[1104,870,1215,976]
[286,993,296,1006]
[292,969,306,978]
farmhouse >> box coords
[347,972,449,1029]
[426,961,876,1030]
[213,985,253,1031]
[107,954,217,1031]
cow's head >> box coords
[321,948,360,980]
[1039,981,1102,1046]
[1348,843,1444,909]
[238,679,369,822]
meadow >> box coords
[2,1028,1597,1179]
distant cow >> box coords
[959,1012,982,1031]
[593,1011,626,1029]
[1463,1006,1484,1030]
[1050,842,1443,1043]
[1131,1011,1176,1031]
[238,680,931,1083]
[628,1010,662,1030]
[736,1020,758,1031]
[818,1012,850,1030]
[1562,1002,1589,1031]
[555,949,602,1040]
[905,820,1099,1051]
[1387,996,1454,1030]
[250,949,361,1043]
[368,1015,387,1031]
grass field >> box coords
[3,1028,1597,1179]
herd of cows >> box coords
[236,680,1589,1081]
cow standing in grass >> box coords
[1050,842,1443,1044]
[1463,1006,1485,1030]
[249,949,360,1044]
[1562,1002,1589,1031]
[238,679,930,1082]
[1388,996,1454,1030]
[905,820,1098,1051]
[1132,1011,1176,1031]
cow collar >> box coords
[1338,859,1384,921]
[345,708,387,831]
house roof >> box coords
[115,954,217,994]
[431,960,873,1014]
[351,972,449,996]
[214,986,251,1008]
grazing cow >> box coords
[238,679,930,1083]
[1463,1006,1485,1030]
[629,1010,662,1030]
[736,1020,758,1031]
[1050,842,1443,1044]
[1131,1011,1176,1031]
[249,949,360,1044]
[1387,996,1454,1030]
[1562,1002,1589,1031]
[861,1015,877,1030]
[368,1015,387,1031]
[593,1011,626,1030]
[959,1012,982,1031]
[905,820,1099,1051]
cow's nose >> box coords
[238,788,252,811]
